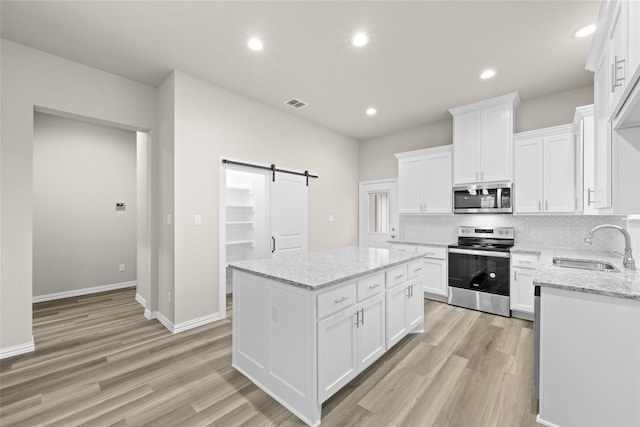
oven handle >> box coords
[448,248,510,258]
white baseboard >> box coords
[155,311,222,334]
[135,293,147,308]
[0,337,35,359]
[536,415,561,427]
[144,309,157,320]
[33,281,137,303]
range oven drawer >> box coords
[448,250,510,296]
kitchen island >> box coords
[533,249,640,427]
[228,247,426,426]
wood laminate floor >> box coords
[0,288,539,426]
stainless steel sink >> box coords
[552,257,619,272]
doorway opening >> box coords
[32,110,151,334]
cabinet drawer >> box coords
[407,259,425,279]
[512,252,540,268]
[317,283,357,319]
[391,244,416,256]
[416,246,447,260]
[386,264,408,289]
[357,272,385,301]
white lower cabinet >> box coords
[233,257,424,427]
[318,306,358,403]
[386,277,423,349]
[385,284,407,348]
[356,293,386,370]
[317,293,386,403]
[416,246,448,299]
[510,252,540,319]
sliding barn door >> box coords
[270,173,308,256]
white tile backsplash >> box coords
[401,214,631,253]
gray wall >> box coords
[164,71,360,325]
[1,39,157,351]
[359,85,594,181]
[33,112,137,297]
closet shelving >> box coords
[225,187,255,260]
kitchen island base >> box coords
[231,251,425,426]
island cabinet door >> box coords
[356,293,386,371]
[405,278,424,331]
[386,284,408,349]
[317,307,358,403]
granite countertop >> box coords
[531,247,640,301]
[389,240,454,248]
[228,246,425,290]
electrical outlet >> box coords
[119,264,125,272]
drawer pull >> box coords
[395,274,405,280]
[519,260,532,264]
[413,267,423,272]
[368,283,381,289]
[334,296,349,304]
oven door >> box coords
[448,249,510,296]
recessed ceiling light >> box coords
[352,33,369,47]
[247,38,264,51]
[575,24,595,38]
[480,69,496,79]
[366,107,377,116]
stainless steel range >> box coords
[447,226,514,317]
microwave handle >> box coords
[497,188,502,209]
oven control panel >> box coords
[458,226,514,239]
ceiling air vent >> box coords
[285,98,308,109]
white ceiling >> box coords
[0,1,599,140]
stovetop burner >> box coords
[450,226,515,252]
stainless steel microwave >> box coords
[453,183,512,214]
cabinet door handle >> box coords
[360,308,365,326]
[413,267,422,272]
[334,296,349,304]
[355,310,360,327]
[368,283,381,289]
[538,200,542,211]
[587,188,595,205]
[514,270,518,281]
[545,200,548,211]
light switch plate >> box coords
[194,214,202,226]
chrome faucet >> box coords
[584,224,636,271]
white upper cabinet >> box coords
[587,0,640,125]
[573,105,598,214]
[395,145,452,214]
[514,125,575,214]
[586,0,640,215]
[449,92,520,185]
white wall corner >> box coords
[173,313,222,334]
[156,312,175,333]
[155,311,222,335]
[135,293,147,308]
[0,337,35,360]
[144,309,158,320]
[32,281,137,303]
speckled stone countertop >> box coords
[526,246,640,301]
[228,246,425,290]
[389,240,454,247]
